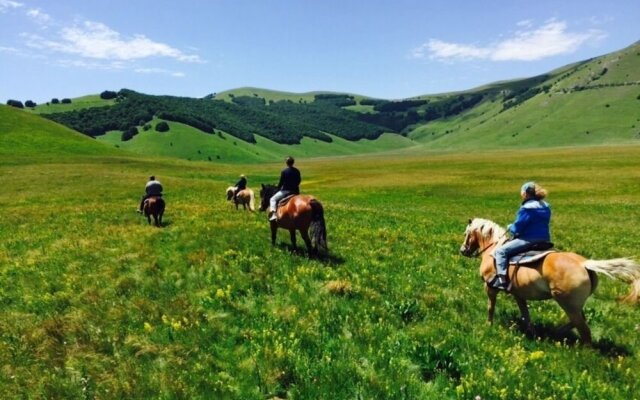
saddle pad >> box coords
[277,194,296,207]
[509,250,556,265]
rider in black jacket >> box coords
[269,156,301,220]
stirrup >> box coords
[488,274,510,292]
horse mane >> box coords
[470,218,508,246]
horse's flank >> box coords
[226,186,255,211]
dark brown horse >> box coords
[259,184,327,256]
[460,218,640,345]
[143,196,165,227]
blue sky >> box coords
[1,0,638,103]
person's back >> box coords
[491,181,551,291]
[279,165,301,194]
[512,198,551,241]
[145,179,163,196]
[139,175,163,213]
[269,156,301,221]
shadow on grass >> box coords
[504,313,632,357]
[273,242,345,265]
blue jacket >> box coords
[508,199,551,241]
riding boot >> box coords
[488,274,510,291]
[268,209,277,221]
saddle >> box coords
[276,194,297,209]
[494,242,556,266]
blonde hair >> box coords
[532,184,548,200]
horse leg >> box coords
[514,297,533,336]
[289,229,297,251]
[556,299,592,345]
[485,285,497,324]
[270,222,277,246]
[300,229,313,255]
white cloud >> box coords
[135,67,186,77]
[26,8,51,26]
[412,20,607,62]
[0,45,19,53]
[516,19,533,28]
[0,0,22,12]
[24,20,202,63]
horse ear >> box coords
[261,184,265,189]
[468,218,472,225]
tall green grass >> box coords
[1,143,639,398]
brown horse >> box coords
[460,218,640,345]
[226,186,255,211]
[143,196,165,227]
[259,184,327,256]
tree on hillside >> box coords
[100,90,118,100]
[61,98,72,104]
[6,99,24,108]
[51,98,60,104]
[25,100,37,108]
[122,126,138,141]
[155,121,170,132]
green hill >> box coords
[0,104,120,162]
[409,41,640,149]
[97,119,416,163]
[27,94,116,114]
[8,41,640,161]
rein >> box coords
[471,231,509,258]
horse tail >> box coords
[583,258,640,303]
[249,190,255,212]
[309,199,327,255]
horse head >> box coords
[226,186,235,201]
[259,184,278,211]
[460,218,506,257]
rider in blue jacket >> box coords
[491,182,551,291]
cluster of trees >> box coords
[44,89,387,144]
[42,88,492,144]
[502,85,550,110]
[373,99,428,113]
[6,100,24,108]
[313,94,356,107]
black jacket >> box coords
[278,167,301,194]
[235,177,247,191]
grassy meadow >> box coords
[1,137,640,398]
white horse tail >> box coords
[248,189,255,212]
[583,258,640,303]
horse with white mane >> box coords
[226,186,255,212]
[460,217,640,345]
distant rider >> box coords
[138,175,163,213]
[233,174,247,201]
[491,182,551,291]
[269,156,301,221]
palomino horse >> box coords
[143,196,165,227]
[259,184,327,256]
[226,186,255,211]
[460,218,640,345]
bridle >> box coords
[462,229,508,258]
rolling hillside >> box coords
[409,41,640,149]
[0,105,120,162]
[6,41,640,161]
